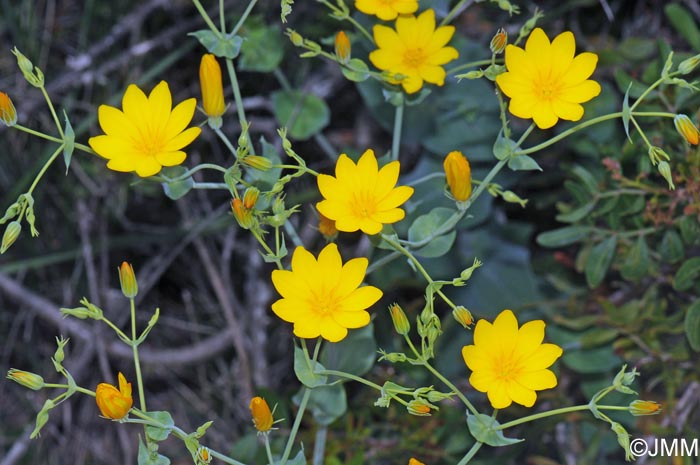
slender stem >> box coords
[40,86,64,139]
[252,229,283,269]
[366,250,401,274]
[278,387,312,465]
[283,221,303,247]
[192,182,229,189]
[156,163,228,183]
[99,315,131,342]
[447,59,495,75]
[264,435,275,465]
[629,75,671,112]
[312,427,327,465]
[218,0,225,33]
[231,0,259,36]
[208,449,248,465]
[319,1,374,43]
[191,0,223,39]
[13,124,62,143]
[44,383,96,397]
[318,369,384,392]
[515,123,535,146]
[130,298,147,411]
[28,145,64,195]
[391,97,405,161]
[455,441,483,465]
[214,126,239,158]
[313,133,337,161]
[225,58,253,149]
[440,0,472,26]
[407,172,445,186]
[495,404,628,430]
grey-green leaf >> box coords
[407,207,456,258]
[619,235,649,282]
[537,226,592,248]
[508,154,542,171]
[685,301,700,352]
[585,236,617,288]
[293,346,328,388]
[271,90,330,140]
[673,257,700,291]
[660,229,685,263]
[62,110,75,175]
[466,413,523,447]
[189,30,243,58]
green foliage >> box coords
[271,90,330,140]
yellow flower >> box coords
[443,151,472,202]
[271,243,382,342]
[461,309,563,409]
[0,91,17,126]
[335,31,351,64]
[317,149,414,235]
[89,81,201,177]
[408,459,425,465]
[199,54,225,119]
[495,28,601,129]
[249,396,273,432]
[95,372,133,419]
[118,261,138,299]
[369,9,459,94]
[355,0,418,21]
[674,114,699,145]
[7,368,45,390]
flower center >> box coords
[351,191,377,219]
[310,289,339,316]
[135,130,165,157]
[533,73,562,102]
[495,353,523,381]
[402,47,427,69]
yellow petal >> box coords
[358,217,383,235]
[563,80,601,104]
[148,81,173,137]
[334,215,362,232]
[425,47,459,66]
[373,24,402,50]
[517,368,558,391]
[272,298,307,322]
[525,28,552,72]
[414,9,436,40]
[319,316,348,342]
[514,319,545,358]
[562,52,599,86]
[426,26,455,52]
[550,31,575,78]
[163,126,201,152]
[371,208,405,224]
[508,96,538,119]
[531,102,558,129]
[134,156,162,177]
[369,49,402,70]
[420,64,447,85]
[294,317,322,339]
[332,309,371,328]
[339,285,382,312]
[335,154,357,178]
[155,151,186,167]
[401,74,424,94]
[553,100,584,122]
[468,368,496,393]
[89,135,133,160]
[486,381,512,409]
[106,156,138,172]
[504,45,535,78]
[337,257,369,298]
[165,98,198,140]
[98,105,138,140]
[271,269,309,300]
[521,343,563,371]
[506,380,537,407]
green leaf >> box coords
[673,257,700,291]
[665,3,700,51]
[293,346,328,388]
[619,235,649,282]
[138,437,171,465]
[161,166,194,200]
[341,59,370,82]
[571,165,599,194]
[685,301,700,351]
[189,30,243,58]
[679,216,700,245]
[321,324,376,378]
[239,25,284,72]
[62,111,75,175]
[614,69,648,99]
[466,413,523,447]
[284,448,307,465]
[585,236,617,288]
[271,90,330,140]
[562,346,623,374]
[507,154,542,171]
[537,226,592,248]
[145,411,174,442]
[556,201,596,223]
[302,384,347,426]
[407,207,456,258]
[492,133,518,160]
[660,229,684,263]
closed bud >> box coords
[118,262,138,298]
[443,151,472,202]
[30,398,55,438]
[195,420,214,438]
[196,446,212,465]
[611,422,633,462]
[231,198,254,230]
[199,54,225,126]
[406,398,435,416]
[95,372,133,420]
[335,31,351,64]
[613,365,639,387]
[678,54,700,74]
[288,29,304,46]
[249,396,274,433]
[389,303,410,335]
[497,0,519,14]
[60,306,92,319]
[452,306,473,328]
[7,368,45,390]
[629,400,662,416]
[318,212,338,239]
[0,92,17,127]
[460,258,482,281]
[490,28,507,54]
[648,146,670,165]
[674,114,699,145]
[241,155,273,171]
[53,336,69,365]
[426,390,454,403]
[243,187,260,209]
[380,351,408,363]
[657,161,675,190]
[460,70,484,80]
[11,48,43,87]
[1,220,21,254]
[502,190,528,207]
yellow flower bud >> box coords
[629,400,662,416]
[241,155,273,171]
[674,114,699,145]
[231,198,254,230]
[406,398,434,416]
[7,368,45,390]
[443,151,472,202]
[288,29,304,46]
[95,372,133,419]
[502,190,528,207]
[452,306,473,328]
[199,54,225,123]
[1,220,21,254]
[678,54,700,74]
[490,28,507,55]
[196,446,212,465]
[389,303,410,335]
[118,261,138,298]
[335,31,351,64]
[408,459,425,465]
[249,396,273,432]
[0,92,17,127]
[318,212,338,239]
[243,187,260,210]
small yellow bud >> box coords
[0,92,17,127]
[7,368,45,390]
[502,190,528,207]
[241,155,273,171]
[443,151,472,202]
[1,220,21,254]
[318,212,338,239]
[408,459,426,465]
[288,30,304,46]
[231,198,254,230]
[490,28,507,55]
[389,303,410,335]
[249,396,274,432]
[674,114,699,145]
[243,187,260,209]
[196,446,212,465]
[95,372,133,419]
[118,262,138,299]
[629,400,662,416]
[335,31,351,64]
[406,399,434,416]
[200,54,225,128]
[678,54,700,74]
[452,306,473,328]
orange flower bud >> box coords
[452,306,473,328]
[389,303,410,335]
[674,114,699,145]
[443,151,472,202]
[118,262,138,298]
[95,372,133,419]
[7,368,45,390]
[318,212,338,239]
[335,31,351,64]
[231,198,254,230]
[629,400,662,416]
[490,28,507,55]
[406,399,433,416]
[249,396,273,432]
[199,54,225,120]
[0,92,17,127]
[243,187,260,209]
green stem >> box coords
[447,59,495,75]
[219,0,225,32]
[13,124,62,143]
[40,86,64,139]
[318,369,384,392]
[192,182,229,189]
[264,434,275,465]
[252,229,283,269]
[214,126,239,158]
[391,96,405,161]
[515,123,535,146]
[43,383,96,397]
[440,0,470,26]
[278,387,312,465]
[455,441,483,465]
[191,0,223,39]
[225,58,253,149]
[629,75,673,112]
[27,145,64,195]
[495,404,629,430]
[99,315,131,342]
[231,0,259,36]
[130,298,147,411]
[319,0,374,43]
[156,163,228,183]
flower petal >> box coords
[506,381,537,407]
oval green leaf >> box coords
[271,90,330,140]
[585,235,617,288]
[673,257,700,291]
[537,226,592,248]
[407,207,457,258]
[685,301,700,352]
